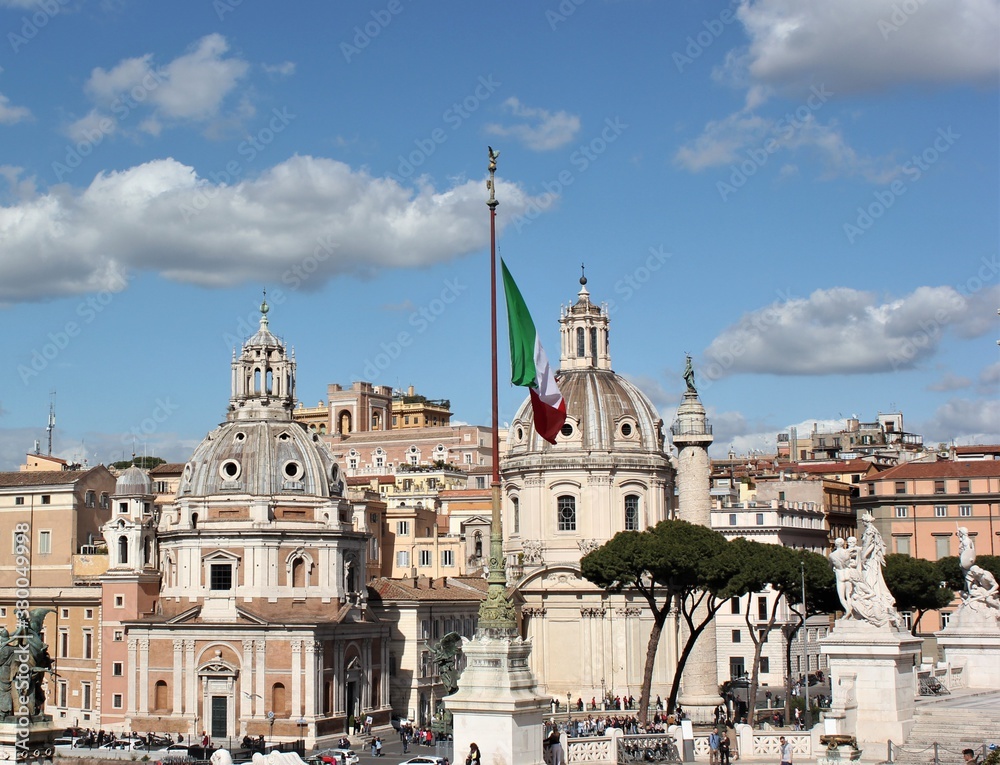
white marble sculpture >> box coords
[830,513,901,629]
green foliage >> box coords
[111,456,166,470]
[886,554,955,634]
[938,554,1000,590]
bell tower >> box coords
[230,296,297,421]
[559,266,611,371]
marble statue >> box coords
[830,514,901,628]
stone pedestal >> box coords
[445,633,549,765]
[936,605,1000,688]
[819,620,921,749]
[0,717,56,763]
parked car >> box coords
[311,749,360,765]
[397,757,447,765]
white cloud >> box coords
[736,0,1000,95]
[0,93,31,125]
[701,284,1000,377]
[70,34,250,139]
[484,98,580,151]
[262,61,296,77]
[0,155,549,303]
[926,372,973,392]
[921,398,1000,445]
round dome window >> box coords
[283,461,303,480]
[220,460,241,480]
[560,423,574,438]
[234,432,246,442]
[516,427,524,441]
[621,423,633,437]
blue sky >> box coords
[1,0,998,470]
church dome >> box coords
[177,299,344,500]
[115,464,152,495]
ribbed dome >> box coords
[506,368,665,455]
[180,419,343,498]
[116,464,152,495]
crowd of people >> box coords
[70,729,176,749]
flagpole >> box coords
[479,146,516,636]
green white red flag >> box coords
[501,259,567,444]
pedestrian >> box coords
[401,728,409,754]
[709,727,721,765]
[962,749,978,765]
[778,736,792,765]
[466,741,482,765]
[370,738,377,757]
[375,737,382,757]
[547,731,564,765]
[720,728,732,765]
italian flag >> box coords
[501,259,567,444]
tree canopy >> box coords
[111,456,165,470]
[884,554,955,634]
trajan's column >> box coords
[671,356,720,721]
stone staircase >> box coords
[891,692,1000,765]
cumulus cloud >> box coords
[921,398,1000,445]
[0,93,31,125]
[0,155,549,303]
[262,61,296,77]
[67,34,250,140]
[701,283,1000,377]
[484,98,580,151]
[736,0,1000,95]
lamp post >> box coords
[266,711,275,750]
[296,717,306,754]
[600,677,605,710]
[801,560,811,730]
[567,692,572,728]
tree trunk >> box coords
[783,620,801,725]
[638,607,668,723]
[911,609,925,636]
[667,595,722,714]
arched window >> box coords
[624,494,640,531]
[474,531,483,558]
[339,410,352,434]
[154,680,169,712]
[590,327,597,364]
[271,683,287,717]
[254,369,262,394]
[511,497,520,534]
[191,512,199,530]
[557,495,576,531]
[291,558,305,588]
[576,327,585,357]
[118,536,128,565]
[143,537,151,566]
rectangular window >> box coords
[895,506,908,518]
[895,537,911,556]
[83,631,93,660]
[84,609,93,619]
[475,476,486,489]
[15,496,24,505]
[418,549,432,567]
[396,521,410,536]
[441,550,454,567]
[59,630,69,658]
[112,662,123,677]
[895,481,906,494]
[728,514,737,526]
[85,491,95,507]
[934,480,945,494]
[935,537,950,560]
[113,694,123,709]
[959,505,972,517]
[901,611,913,630]
[38,530,51,554]
[934,505,947,518]
[81,683,92,711]
[58,681,67,708]
[731,629,742,644]
[421,619,430,639]
[557,496,577,532]
[731,597,741,615]
[512,497,520,534]
[759,657,770,674]
[41,495,51,505]
[114,595,124,608]
[757,596,768,621]
[209,564,233,591]
[60,608,69,619]
[755,513,764,526]
[119,502,128,514]
[100,493,109,508]
[114,630,124,642]
[940,611,952,628]
[624,495,639,531]
[396,551,410,568]
[959,479,970,494]
[0,608,5,618]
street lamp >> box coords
[296,717,306,754]
[600,677,605,710]
[801,560,811,730]
[266,711,275,749]
[567,692,572,728]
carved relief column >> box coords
[291,640,303,717]
[127,638,138,715]
[242,640,255,717]
[138,639,150,714]
[304,641,318,717]
[184,640,197,721]
[173,640,184,714]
